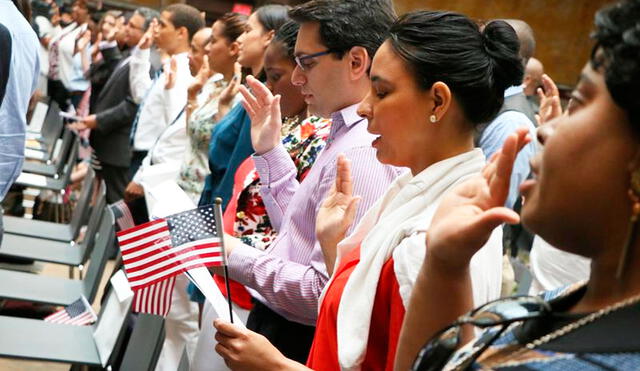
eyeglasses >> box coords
[294,50,334,71]
[412,295,551,371]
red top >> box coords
[214,158,256,310]
[306,246,406,371]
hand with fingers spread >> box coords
[188,55,212,100]
[217,62,242,118]
[164,56,178,90]
[316,154,361,275]
[76,29,91,54]
[105,24,118,42]
[425,127,532,270]
[214,320,304,371]
[138,18,157,50]
[91,32,103,63]
[240,75,283,155]
[535,74,563,126]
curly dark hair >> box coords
[272,20,299,60]
[388,11,523,126]
[592,0,640,129]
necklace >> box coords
[481,292,640,369]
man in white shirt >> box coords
[124,4,204,206]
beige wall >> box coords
[393,0,614,87]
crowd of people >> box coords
[1,0,640,369]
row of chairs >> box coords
[0,101,165,370]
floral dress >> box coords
[176,74,229,203]
[231,116,332,250]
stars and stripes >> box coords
[44,296,97,326]
[110,200,135,231]
[132,277,176,316]
[116,205,225,291]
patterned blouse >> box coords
[426,283,640,370]
[232,116,332,250]
[177,74,229,203]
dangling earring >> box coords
[429,115,437,124]
[617,153,640,279]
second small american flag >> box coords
[116,205,225,290]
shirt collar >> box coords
[504,85,524,97]
[331,102,364,129]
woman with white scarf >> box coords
[213,10,525,371]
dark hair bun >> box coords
[482,20,524,96]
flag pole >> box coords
[214,198,234,324]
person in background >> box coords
[187,26,211,77]
[396,1,640,369]
[0,0,40,243]
[178,12,247,204]
[476,18,537,209]
[73,7,159,204]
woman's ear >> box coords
[228,40,240,58]
[430,81,452,122]
[262,29,275,48]
[348,46,370,81]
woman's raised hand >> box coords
[425,127,531,270]
[536,74,563,126]
[217,62,242,118]
[240,75,283,155]
[316,155,360,275]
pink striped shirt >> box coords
[227,104,404,325]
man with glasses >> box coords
[222,0,402,362]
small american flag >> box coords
[110,200,135,231]
[116,205,225,291]
[132,276,176,316]
[44,296,97,326]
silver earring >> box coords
[429,115,437,123]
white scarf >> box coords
[319,149,502,370]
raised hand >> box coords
[188,55,212,100]
[164,56,177,90]
[105,23,118,42]
[240,75,282,155]
[536,74,562,126]
[91,32,103,62]
[425,127,531,270]
[138,18,157,50]
[217,62,242,118]
[316,154,360,275]
[75,29,91,55]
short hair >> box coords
[289,0,396,59]
[164,4,205,41]
[273,20,300,60]
[134,7,159,31]
[592,0,640,130]
[388,11,523,126]
[217,12,248,42]
[254,4,291,33]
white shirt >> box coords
[129,48,191,152]
[529,236,591,294]
[54,23,89,91]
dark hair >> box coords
[503,19,536,68]
[388,11,523,125]
[591,0,640,129]
[12,0,32,21]
[255,4,291,33]
[218,12,248,42]
[272,20,300,60]
[289,0,396,59]
[164,4,205,41]
[134,7,159,30]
